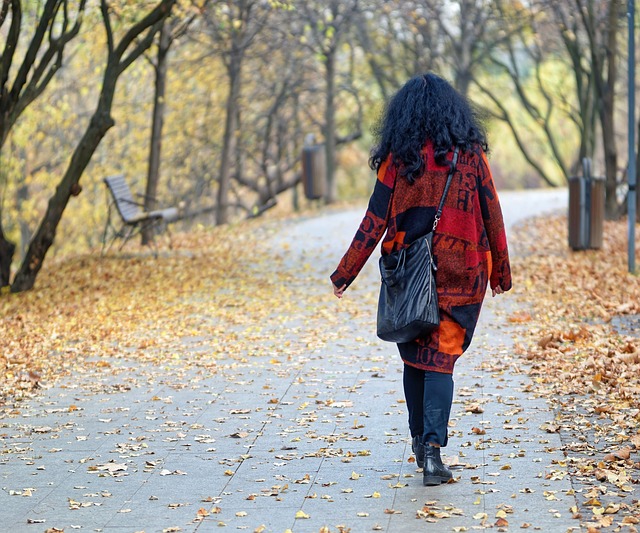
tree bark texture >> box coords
[142,21,170,245]
[323,50,337,204]
[216,61,241,225]
[0,223,15,288]
[11,110,115,292]
[588,0,620,219]
[452,0,475,97]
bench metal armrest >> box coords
[119,197,145,208]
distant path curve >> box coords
[277,188,568,260]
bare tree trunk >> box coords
[142,21,170,244]
[602,94,618,218]
[587,0,621,219]
[324,49,337,204]
[353,13,389,100]
[11,99,116,292]
[453,0,474,96]
[0,222,15,288]
[16,182,30,258]
[216,62,241,225]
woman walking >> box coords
[330,73,511,486]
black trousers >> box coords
[402,364,454,447]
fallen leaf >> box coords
[465,403,484,414]
[603,447,631,462]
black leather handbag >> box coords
[376,148,459,343]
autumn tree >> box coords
[353,1,445,101]
[569,0,623,219]
[142,0,206,244]
[0,0,87,287]
[7,0,177,293]
[190,0,361,221]
[471,2,574,187]
[230,18,307,215]
[194,0,276,225]
[297,0,363,204]
[476,0,627,213]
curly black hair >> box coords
[369,73,488,183]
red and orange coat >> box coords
[331,142,512,374]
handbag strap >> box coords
[432,146,459,231]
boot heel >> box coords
[423,475,441,486]
[422,444,452,486]
[412,436,424,469]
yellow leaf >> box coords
[295,510,310,519]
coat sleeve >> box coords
[330,157,396,290]
[477,151,512,291]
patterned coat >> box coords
[330,142,512,374]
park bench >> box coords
[102,174,179,254]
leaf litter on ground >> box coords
[509,215,640,531]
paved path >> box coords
[0,189,578,533]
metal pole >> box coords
[629,0,637,273]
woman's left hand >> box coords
[491,285,505,297]
[333,283,347,298]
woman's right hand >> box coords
[333,283,347,299]
[491,285,505,297]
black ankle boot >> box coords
[422,444,453,486]
[412,436,424,468]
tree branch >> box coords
[101,0,115,55]
[114,0,176,67]
[475,80,560,187]
[118,19,166,74]
[0,0,21,94]
[0,0,11,28]
[10,0,58,100]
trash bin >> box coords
[568,158,604,250]
[302,144,326,200]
